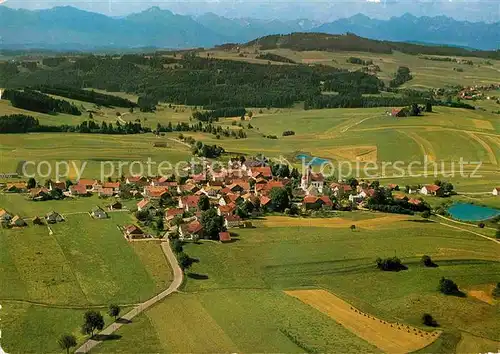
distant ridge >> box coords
[0,5,498,51]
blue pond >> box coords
[296,154,330,166]
[447,203,500,222]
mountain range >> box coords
[0,5,498,50]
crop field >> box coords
[204,48,500,88]
[0,195,172,353]
[97,212,500,353]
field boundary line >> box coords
[0,299,140,309]
[435,214,498,231]
[465,132,498,165]
[75,240,183,353]
[438,221,500,245]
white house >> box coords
[420,184,441,196]
[493,187,500,196]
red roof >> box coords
[262,181,284,192]
[225,214,241,222]
[145,186,169,198]
[103,182,120,189]
[303,196,318,204]
[127,176,146,183]
[30,187,49,197]
[191,173,206,182]
[187,220,203,234]
[50,181,66,190]
[252,166,272,178]
[166,208,184,218]
[219,232,231,242]
[137,199,151,209]
[70,184,87,195]
[78,179,97,187]
[260,196,271,205]
[125,225,143,235]
[408,198,422,205]
[425,184,441,192]
[182,195,200,207]
[99,188,114,196]
[219,203,236,214]
[318,196,334,206]
[303,195,333,207]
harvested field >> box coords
[465,132,498,165]
[398,130,437,162]
[471,119,494,130]
[286,289,440,354]
[321,145,378,162]
[260,215,412,229]
[466,284,497,305]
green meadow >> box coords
[96,213,500,353]
[0,196,172,353]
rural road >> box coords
[75,240,183,353]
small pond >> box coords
[447,203,500,222]
[296,153,330,166]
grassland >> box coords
[0,195,172,353]
[97,212,500,353]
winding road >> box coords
[75,240,183,353]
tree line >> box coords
[192,107,246,122]
[2,89,81,115]
[0,114,149,134]
[37,86,137,108]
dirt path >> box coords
[438,221,500,245]
[435,214,498,231]
[75,240,183,353]
[168,137,191,148]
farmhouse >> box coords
[0,209,13,222]
[49,181,66,191]
[179,195,200,212]
[420,184,441,196]
[69,184,88,196]
[77,179,99,192]
[103,182,121,192]
[165,208,184,223]
[45,211,64,223]
[391,108,407,117]
[144,186,169,199]
[32,216,44,225]
[108,201,122,210]
[218,203,237,216]
[224,214,242,228]
[124,224,145,239]
[303,196,334,210]
[29,187,50,200]
[330,183,353,197]
[5,182,27,193]
[493,187,500,196]
[91,206,108,219]
[98,188,114,198]
[179,220,203,240]
[10,215,27,227]
[250,166,272,179]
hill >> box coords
[245,33,500,59]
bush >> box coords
[421,255,437,267]
[422,313,439,327]
[421,210,431,219]
[375,257,407,271]
[478,222,485,228]
[492,283,500,298]
[496,229,500,239]
[282,130,295,136]
[438,277,461,295]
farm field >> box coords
[204,48,500,88]
[0,195,173,353]
[97,212,500,353]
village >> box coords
[1,155,485,244]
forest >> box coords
[2,89,81,115]
[247,33,500,59]
[37,86,137,108]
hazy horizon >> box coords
[1,0,499,23]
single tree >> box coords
[200,208,224,240]
[421,210,431,219]
[422,313,438,327]
[27,177,37,189]
[108,304,121,320]
[492,283,500,298]
[269,188,290,212]
[178,252,193,271]
[81,310,105,337]
[58,334,77,354]
[421,255,437,267]
[198,194,210,211]
[438,277,460,295]
[171,239,183,253]
[350,224,356,231]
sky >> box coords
[1,0,499,22]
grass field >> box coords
[203,48,500,88]
[97,212,500,353]
[0,195,172,353]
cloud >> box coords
[366,0,382,3]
